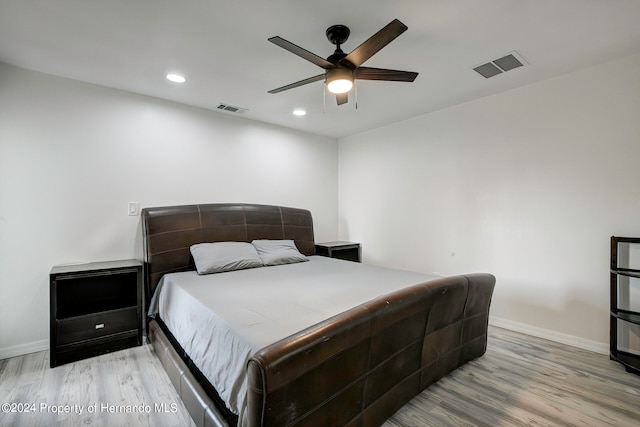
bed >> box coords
[142,203,495,427]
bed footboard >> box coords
[245,273,495,427]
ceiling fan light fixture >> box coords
[326,68,353,94]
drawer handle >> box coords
[95,323,105,329]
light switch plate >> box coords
[128,202,139,216]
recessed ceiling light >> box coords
[166,73,186,83]
[293,109,306,116]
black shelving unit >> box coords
[610,236,640,375]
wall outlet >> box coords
[128,202,139,216]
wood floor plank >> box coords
[382,327,640,427]
[0,345,195,427]
[1,327,639,426]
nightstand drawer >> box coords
[56,307,138,346]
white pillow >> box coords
[251,239,309,266]
[190,242,263,275]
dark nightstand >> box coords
[49,259,142,368]
[315,241,361,263]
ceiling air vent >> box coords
[216,103,248,114]
[473,51,526,79]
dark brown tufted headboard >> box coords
[141,203,315,309]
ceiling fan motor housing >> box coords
[326,25,352,65]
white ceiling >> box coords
[1,0,640,139]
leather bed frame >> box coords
[142,203,495,427]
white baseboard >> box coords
[489,317,609,355]
[0,339,48,361]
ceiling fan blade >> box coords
[341,19,408,68]
[268,36,335,69]
[268,74,325,94]
[336,92,348,105]
[355,67,418,82]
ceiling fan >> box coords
[268,19,418,106]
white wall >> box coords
[338,53,640,353]
[0,64,338,357]
[2,52,639,359]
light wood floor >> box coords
[384,327,640,427]
[1,327,639,426]
[0,343,195,427]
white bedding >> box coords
[148,256,438,421]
